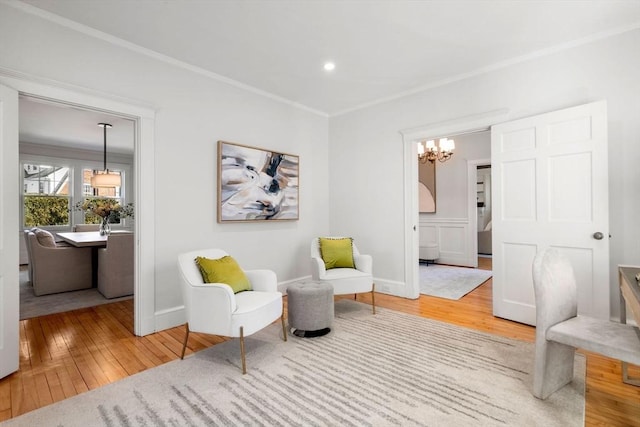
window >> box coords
[21,156,130,230]
[22,163,71,227]
[80,169,125,225]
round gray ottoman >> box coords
[287,281,334,337]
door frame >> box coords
[0,70,156,336]
[400,109,509,299]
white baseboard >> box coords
[154,305,185,333]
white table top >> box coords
[57,230,132,247]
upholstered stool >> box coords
[419,243,440,264]
[287,281,334,337]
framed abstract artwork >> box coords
[217,141,299,222]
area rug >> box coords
[19,269,131,320]
[420,264,493,300]
[1,300,585,427]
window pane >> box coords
[24,163,70,195]
[24,195,70,226]
[83,169,121,198]
[23,163,70,226]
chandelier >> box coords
[91,123,121,188]
[417,138,455,163]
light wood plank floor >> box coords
[1,258,639,425]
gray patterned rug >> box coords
[420,264,493,300]
[2,300,584,426]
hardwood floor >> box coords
[2,259,639,425]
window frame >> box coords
[20,152,132,231]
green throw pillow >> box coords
[319,237,355,269]
[195,255,252,293]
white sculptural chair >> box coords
[178,248,287,374]
[310,237,375,314]
[531,248,640,399]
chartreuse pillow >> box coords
[319,237,355,269]
[195,255,252,293]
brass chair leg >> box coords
[240,326,247,375]
[371,283,376,315]
[281,314,288,341]
[180,323,190,360]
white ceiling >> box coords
[19,96,135,154]
[15,0,640,151]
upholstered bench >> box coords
[287,281,334,337]
[419,243,439,264]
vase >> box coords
[99,217,111,236]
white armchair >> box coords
[310,237,376,314]
[177,249,286,374]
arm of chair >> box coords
[245,269,278,292]
[186,282,237,333]
[310,256,327,280]
[354,254,372,274]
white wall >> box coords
[0,4,329,328]
[329,29,640,319]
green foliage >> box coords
[24,195,70,227]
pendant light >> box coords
[91,123,121,188]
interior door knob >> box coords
[593,232,604,240]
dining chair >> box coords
[73,224,100,232]
[28,230,92,296]
[97,233,134,298]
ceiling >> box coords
[20,96,135,155]
[15,0,640,152]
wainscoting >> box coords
[419,217,476,267]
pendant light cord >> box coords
[98,123,112,172]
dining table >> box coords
[57,230,132,247]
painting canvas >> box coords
[218,141,299,222]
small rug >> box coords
[420,264,493,300]
[19,269,131,320]
[2,300,585,427]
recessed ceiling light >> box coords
[323,62,336,71]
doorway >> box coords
[475,164,492,258]
[0,74,157,344]
[19,95,136,322]
[400,109,509,299]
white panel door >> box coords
[0,83,19,379]
[491,101,609,325]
